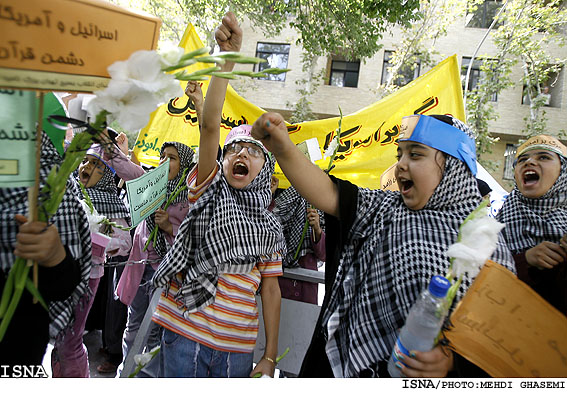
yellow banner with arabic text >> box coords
[133,25,465,190]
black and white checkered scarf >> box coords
[0,132,92,340]
[152,152,286,316]
[496,156,567,254]
[145,142,195,258]
[322,118,515,377]
[84,160,129,221]
[275,186,325,268]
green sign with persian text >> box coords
[0,89,36,187]
[125,159,169,227]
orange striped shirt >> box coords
[152,165,283,353]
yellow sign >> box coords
[0,0,161,92]
[445,260,567,378]
[134,24,465,190]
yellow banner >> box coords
[0,0,161,92]
[134,24,465,190]
[445,260,567,378]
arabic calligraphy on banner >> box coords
[0,0,161,92]
[446,260,567,377]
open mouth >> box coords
[399,178,414,194]
[523,170,539,186]
[79,169,90,184]
[232,162,249,178]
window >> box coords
[522,68,563,108]
[329,58,360,88]
[503,144,517,181]
[461,57,497,101]
[254,42,290,81]
[466,0,503,29]
[381,50,420,87]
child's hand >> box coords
[13,214,66,268]
[270,175,279,195]
[249,357,275,378]
[307,207,322,241]
[154,209,173,236]
[525,241,566,269]
[215,11,242,53]
[185,81,204,107]
[251,113,293,157]
[560,234,567,254]
[395,345,453,378]
[115,132,129,156]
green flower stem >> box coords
[128,346,161,378]
[25,277,48,311]
[143,168,188,252]
[293,210,311,261]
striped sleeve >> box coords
[187,164,219,203]
[258,252,283,278]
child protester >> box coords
[151,12,286,378]
[51,144,132,377]
[496,135,567,316]
[251,112,516,378]
[0,132,92,367]
[275,186,325,305]
[101,136,196,377]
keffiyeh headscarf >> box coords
[275,186,325,268]
[321,115,515,377]
[152,139,286,316]
[0,132,92,339]
[497,154,567,254]
[83,145,130,221]
[145,142,195,257]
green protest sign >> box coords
[0,89,37,188]
[126,159,169,227]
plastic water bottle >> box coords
[387,275,451,377]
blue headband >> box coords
[399,115,477,176]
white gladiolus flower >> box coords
[133,345,160,367]
[78,199,105,234]
[134,352,152,366]
[446,215,505,278]
[158,42,185,68]
[87,50,183,131]
[324,136,339,159]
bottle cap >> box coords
[428,275,451,298]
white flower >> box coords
[87,82,158,131]
[133,345,160,367]
[446,215,505,278]
[87,50,183,131]
[78,199,106,233]
[324,135,339,159]
[133,352,152,367]
[158,41,184,68]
